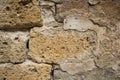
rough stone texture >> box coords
[28,27,96,63]
[60,56,96,75]
[54,70,78,80]
[63,15,95,31]
[0,31,28,63]
[0,61,52,80]
[89,1,120,30]
[54,69,120,80]
[0,0,120,80]
[81,69,120,80]
[94,25,120,69]
[40,0,55,25]
[55,0,89,22]
[0,0,42,29]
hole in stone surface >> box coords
[26,39,29,49]
[19,0,33,5]
[3,42,8,45]
[41,55,45,58]
[6,6,10,11]
[61,46,65,49]
[50,69,54,80]
[3,78,6,80]
[14,37,19,40]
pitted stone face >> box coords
[0,31,28,63]
[0,62,52,80]
[28,28,96,63]
[0,0,42,29]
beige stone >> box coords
[28,27,96,63]
[0,0,42,29]
[0,61,52,80]
[0,31,28,63]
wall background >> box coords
[0,0,120,80]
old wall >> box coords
[0,0,120,80]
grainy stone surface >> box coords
[0,0,42,29]
[28,27,96,63]
[0,31,28,63]
[0,61,52,80]
[0,0,120,80]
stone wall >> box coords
[0,0,120,80]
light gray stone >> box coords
[0,31,29,63]
[63,15,95,31]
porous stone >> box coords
[28,27,96,63]
[0,31,28,63]
[60,50,96,75]
[0,0,42,29]
[0,61,52,80]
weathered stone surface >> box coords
[88,0,100,5]
[54,68,120,80]
[28,27,96,63]
[60,57,96,75]
[0,61,52,80]
[94,23,120,69]
[81,68,119,80]
[0,0,42,29]
[55,1,89,22]
[89,1,120,30]
[0,0,120,79]
[0,31,28,63]
[63,15,95,31]
[40,0,55,25]
[54,70,78,80]
[45,0,84,3]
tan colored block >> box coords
[0,61,52,80]
[28,27,96,63]
[0,31,28,63]
[0,0,42,29]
